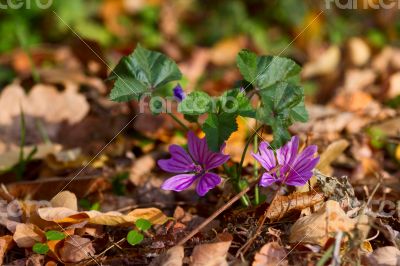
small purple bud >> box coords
[173,84,186,102]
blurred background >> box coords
[1,0,400,177]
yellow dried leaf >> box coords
[50,191,78,211]
[0,235,14,265]
[13,223,45,248]
[266,191,325,221]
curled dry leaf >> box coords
[150,245,184,266]
[316,139,349,176]
[252,242,288,266]
[59,235,95,263]
[266,191,325,221]
[50,191,78,211]
[190,233,233,266]
[363,246,400,266]
[289,200,369,246]
[0,235,13,265]
[13,223,45,248]
[38,207,168,226]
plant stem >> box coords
[237,125,263,178]
[168,113,189,131]
[253,127,260,205]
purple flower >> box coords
[173,84,186,101]
[158,131,230,196]
[252,136,319,187]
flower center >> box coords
[194,164,203,173]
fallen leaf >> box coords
[316,139,349,175]
[289,200,369,246]
[190,233,233,266]
[38,207,168,226]
[13,223,45,248]
[302,45,340,78]
[388,72,400,98]
[252,242,288,266]
[343,69,376,93]
[59,235,95,263]
[0,235,14,265]
[266,191,325,221]
[50,191,78,211]
[150,245,184,266]
[348,37,371,66]
[364,246,400,266]
[209,36,246,66]
[0,143,62,171]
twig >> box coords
[331,231,343,266]
[97,238,126,258]
[177,183,256,246]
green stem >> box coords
[253,125,260,205]
[168,113,189,131]
[237,125,263,177]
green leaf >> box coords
[45,230,66,241]
[183,114,199,123]
[127,230,144,246]
[135,219,152,231]
[109,44,182,102]
[203,113,238,152]
[257,82,306,148]
[32,243,49,255]
[178,91,213,115]
[219,88,255,118]
[237,49,301,89]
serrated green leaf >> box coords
[109,44,182,102]
[203,113,238,152]
[257,82,306,148]
[45,230,66,241]
[219,88,255,118]
[237,49,301,89]
[127,230,144,246]
[178,91,213,115]
[32,243,49,255]
[135,219,152,231]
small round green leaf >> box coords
[127,230,144,246]
[45,230,66,241]
[135,219,152,231]
[32,243,49,255]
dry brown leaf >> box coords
[50,191,78,211]
[0,235,14,265]
[333,91,374,113]
[363,246,400,266]
[289,200,369,246]
[59,235,95,263]
[302,45,340,78]
[252,242,288,266]
[343,69,376,93]
[316,139,349,175]
[0,83,89,126]
[129,153,157,186]
[190,233,233,266]
[209,36,246,66]
[266,191,325,221]
[388,72,400,98]
[150,245,184,266]
[0,143,62,171]
[13,223,45,248]
[38,206,168,226]
[348,37,371,66]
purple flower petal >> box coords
[173,84,185,101]
[158,145,195,173]
[187,131,209,165]
[277,136,299,175]
[286,157,319,185]
[252,142,276,171]
[161,174,197,191]
[259,172,278,187]
[196,172,221,196]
